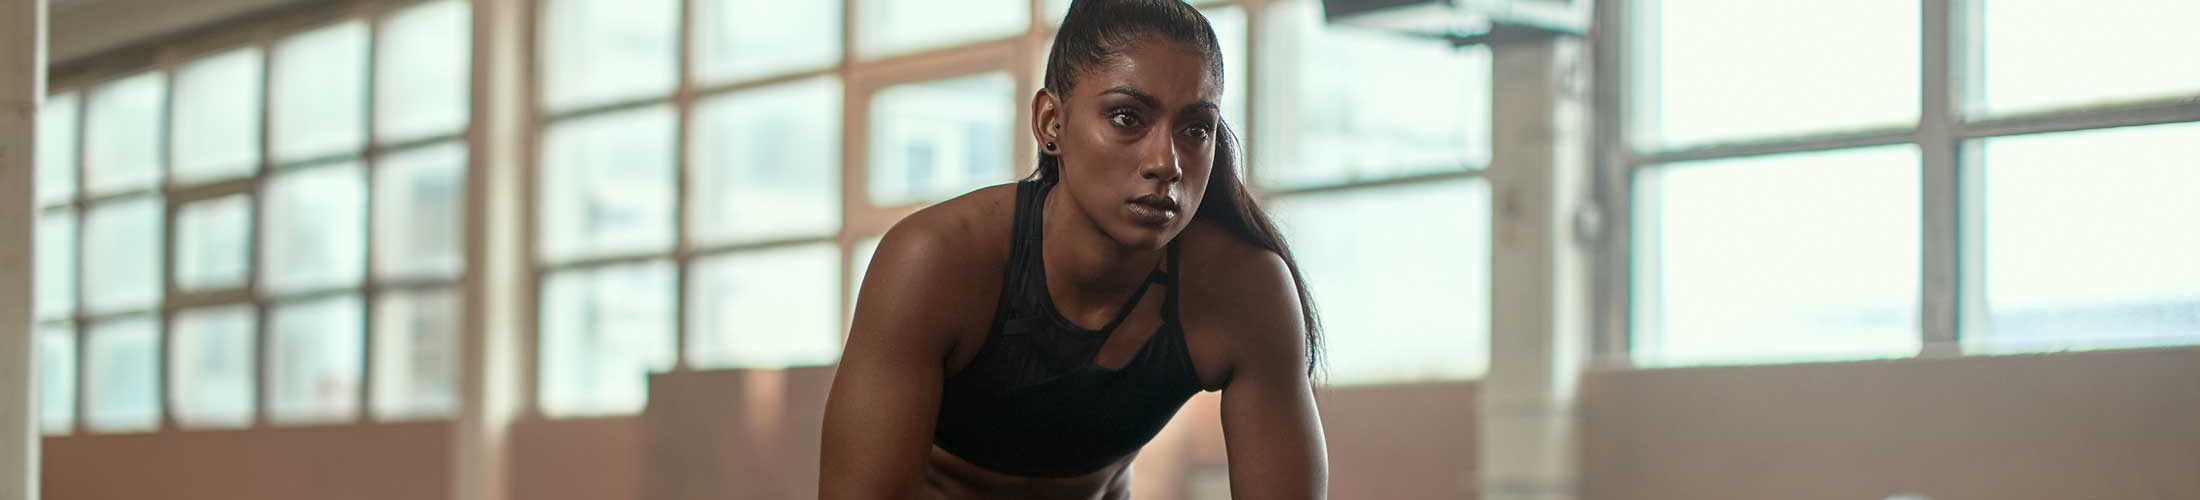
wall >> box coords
[42,421,450,500]
[1583,346,2200,500]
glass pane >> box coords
[867,72,1015,206]
[1207,5,1248,133]
[857,0,1025,58]
[538,106,676,263]
[374,288,460,420]
[1271,179,1491,384]
[263,163,367,294]
[1976,0,2200,115]
[848,236,881,323]
[1977,123,2200,353]
[38,323,75,435]
[171,305,256,428]
[36,209,76,320]
[1635,0,1917,148]
[376,0,472,143]
[691,78,842,244]
[271,21,370,163]
[539,262,674,416]
[38,92,79,205]
[171,47,264,184]
[85,317,160,432]
[83,72,165,195]
[689,244,842,369]
[375,142,467,280]
[269,295,364,424]
[1633,146,1921,366]
[539,0,678,112]
[82,197,163,314]
[1256,0,1489,188]
[175,195,252,292]
[694,0,839,83]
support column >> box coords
[452,0,532,499]
[1,1,50,499]
[1482,34,1594,500]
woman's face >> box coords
[1035,38,1221,251]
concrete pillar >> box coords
[452,0,531,498]
[1,1,50,499]
[1481,34,1594,500]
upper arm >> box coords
[820,222,983,499]
[1213,250,1329,499]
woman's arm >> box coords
[1215,252,1330,499]
[820,224,979,500]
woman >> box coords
[821,1,1328,498]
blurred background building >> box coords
[2,0,2197,499]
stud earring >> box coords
[1045,141,1056,152]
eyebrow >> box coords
[1098,86,1220,116]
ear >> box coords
[1030,88,1063,154]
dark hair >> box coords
[1034,0,1324,379]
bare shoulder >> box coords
[849,183,1023,359]
[1174,219,1310,388]
[876,182,1020,267]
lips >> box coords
[1125,194,1179,227]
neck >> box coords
[1040,186,1164,321]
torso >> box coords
[906,182,1254,499]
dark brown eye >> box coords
[1109,111,1143,128]
[1182,124,1213,141]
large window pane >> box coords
[539,0,677,112]
[171,305,256,428]
[1256,0,1489,188]
[1633,146,1921,366]
[539,106,676,263]
[540,262,674,416]
[1207,5,1247,133]
[1977,123,2200,353]
[38,92,79,205]
[38,323,75,435]
[848,236,881,323]
[694,0,839,84]
[263,163,367,294]
[375,142,467,280]
[270,21,370,162]
[1976,0,2200,115]
[269,295,364,424]
[82,197,163,314]
[1635,0,1917,148]
[83,72,165,195]
[36,209,76,320]
[867,72,1014,206]
[374,289,460,420]
[175,195,252,292]
[856,0,1025,58]
[171,47,264,184]
[1271,179,1491,384]
[85,317,160,432]
[376,0,472,143]
[689,244,842,369]
[691,78,842,245]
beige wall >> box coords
[1583,346,2200,500]
[42,422,449,500]
[37,347,2200,499]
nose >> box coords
[1138,132,1183,184]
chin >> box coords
[1107,223,1176,252]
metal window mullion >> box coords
[359,5,384,424]
[1589,0,1635,366]
[1919,0,1962,357]
[251,30,276,430]
[520,0,545,419]
[154,49,180,433]
[839,0,863,342]
[672,0,698,373]
[1956,98,2200,140]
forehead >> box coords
[1075,39,1223,103]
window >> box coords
[539,262,675,416]
[1272,179,1493,384]
[1257,0,1491,188]
[694,0,841,84]
[1617,0,2200,366]
[866,72,1016,207]
[1973,0,2200,116]
[1975,123,2200,353]
[1631,0,1917,148]
[538,0,678,112]
[688,244,844,369]
[171,305,257,428]
[538,106,678,263]
[689,78,843,245]
[1632,147,1922,365]
[34,0,472,435]
[857,0,1026,58]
